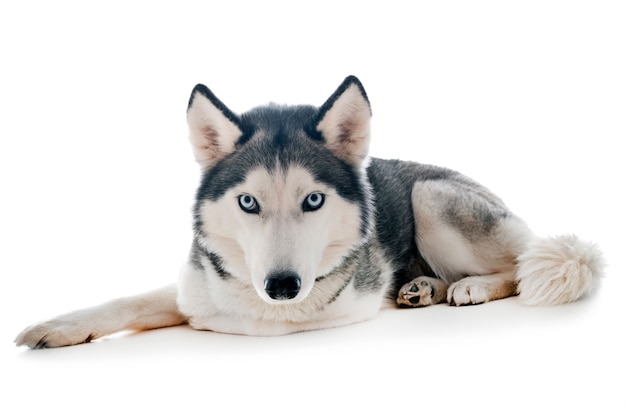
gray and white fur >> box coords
[15,76,605,348]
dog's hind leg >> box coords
[397,276,448,307]
[15,283,187,348]
[447,271,518,306]
[399,178,533,307]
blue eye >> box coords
[238,195,259,214]
[303,193,325,212]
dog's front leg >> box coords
[15,284,186,348]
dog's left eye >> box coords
[303,193,325,212]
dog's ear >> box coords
[187,84,243,169]
[314,76,372,167]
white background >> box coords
[1,1,624,402]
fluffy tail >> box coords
[516,234,605,305]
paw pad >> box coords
[397,277,440,307]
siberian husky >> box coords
[15,76,604,348]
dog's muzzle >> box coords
[264,272,301,300]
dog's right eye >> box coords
[238,195,260,214]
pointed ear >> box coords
[187,84,243,169]
[314,76,372,167]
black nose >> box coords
[264,272,301,300]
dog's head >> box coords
[188,76,373,304]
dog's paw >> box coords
[448,279,489,306]
[397,276,448,307]
[447,278,490,306]
[447,274,517,306]
[15,319,97,349]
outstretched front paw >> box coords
[15,317,99,349]
[397,276,448,308]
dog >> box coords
[15,76,605,348]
